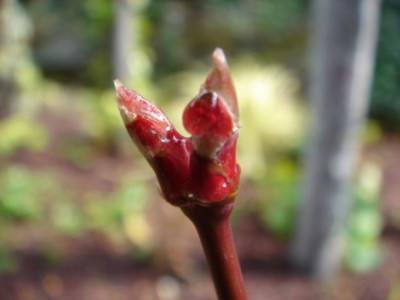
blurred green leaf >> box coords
[346,162,383,273]
[348,210,382,240]
[85,179,149,230]
[345,242,382,273]
[0,116,48,157]
[0,166,42,220]
[370,0,400,131]
[51,201,84,236]
[258,161,299,237]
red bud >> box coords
[183,48,239,159]
[114,48,240,207]
[115,80,192,205]
[183,91,234,158]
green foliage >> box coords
[146,0,307,77]
[257,160,299,237]
[345,163,383,273]
[83,89,124,146]
[85,177,154,258]
[0,166,42,220]
[0,116,48,157]
[0,162,155,272]
[346,242,381,274]
[85,176,148,231]
[51,200,84,236]
[370,0,400,131]
[27,0,113,87]
[255,0,305,37]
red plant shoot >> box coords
[114,48,247,300]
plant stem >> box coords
[182,203,248,300]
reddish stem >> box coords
[182,203,248,300]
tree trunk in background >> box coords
[291,0,381,280]
[113,0,133,83]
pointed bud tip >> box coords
[204,48,239,124]
[113,79,137,124]
[113,79,124,91]
[212,48,227,66]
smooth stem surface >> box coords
[182,204,247,300]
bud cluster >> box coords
[115,49,240,208]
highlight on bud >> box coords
[114,48,240,207]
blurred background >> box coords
[0,0,400,299]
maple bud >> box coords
[114,48,239,207]
[183,48,240,205]
[115,80,192,206]
[183,48,239,159]
[115,49,247,299]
